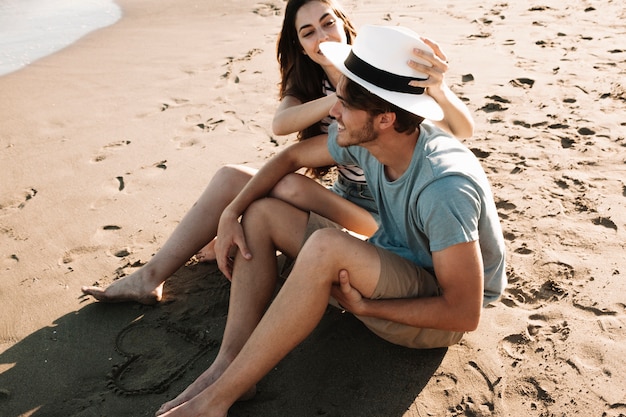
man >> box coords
[156,25,506,417]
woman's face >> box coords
[295,1,347,67]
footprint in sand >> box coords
[497,312,575,414]
[510,78,535,89]
[58,245,101,273]
[479,101,509,113]
[178,111,228,140]
[415,356,502,415]
[195,118,225,132]
[560,136,576,148]
[494,197,519,225]
[160,98,190,112]
[499,299,626,414]
[0,188,38,224]
[0,187,38,214]
[501,263,571,310]
[220,48,263,84]
[172,136,201,149]
[470,147,492,159]
[134,98,191,120]
[91,140,131,163]
[505,314,569,354]
[552,175,619,230]
[252,2,282,17]
[591,216,618,230]
[503,376,555,414]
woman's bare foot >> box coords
[156,360,256,416]
[195,239,217,263]
[81,269,164,305]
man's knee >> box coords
[242,198,276,226]
[302,228,347,259]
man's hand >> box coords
[331,269,368,315]
[215,209,252,280]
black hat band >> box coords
[344,50,426,94]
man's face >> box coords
[329,77,378,147]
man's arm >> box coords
[215,134,336,277]
[334,240,484,332]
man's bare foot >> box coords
[156,385,256,417]
[81,270,164,305]
[156,361,256,416]
[195,239,217,263]
[157,394,229,417]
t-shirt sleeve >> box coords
[418,175,481,252]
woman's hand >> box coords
[407,36,475,138]
[407,37,449,100]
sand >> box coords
[1,0,625,416]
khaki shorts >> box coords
[301,212,464,349]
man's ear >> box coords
[377,112,397,130]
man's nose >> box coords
[329,100,340,118]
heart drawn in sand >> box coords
[107,322,217,396]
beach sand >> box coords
[1,0,625,416]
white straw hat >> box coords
[320,25,444,121]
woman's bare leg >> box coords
[271,173,378,236]
[81,165,257,304]
[194,173,378,263]
[195,238,217,263]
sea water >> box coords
[0,0,121,76]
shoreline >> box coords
[0,0,121,77]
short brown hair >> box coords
[341,77,424,134]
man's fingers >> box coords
[339,269,350,291]
[238,243,252,260]
[217,253,233,281]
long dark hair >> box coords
[276,0,357,142]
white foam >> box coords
[0,0,122,76]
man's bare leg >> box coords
[81,165,257,304]
[156,199,381,417]
[156,198,309,415]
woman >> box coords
[275,0,473,208]
[81,0,473,305]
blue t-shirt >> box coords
[327,122,506,305]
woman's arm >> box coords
[272,93,338,136]
[408,37,475,139]
[272,39,472,139]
